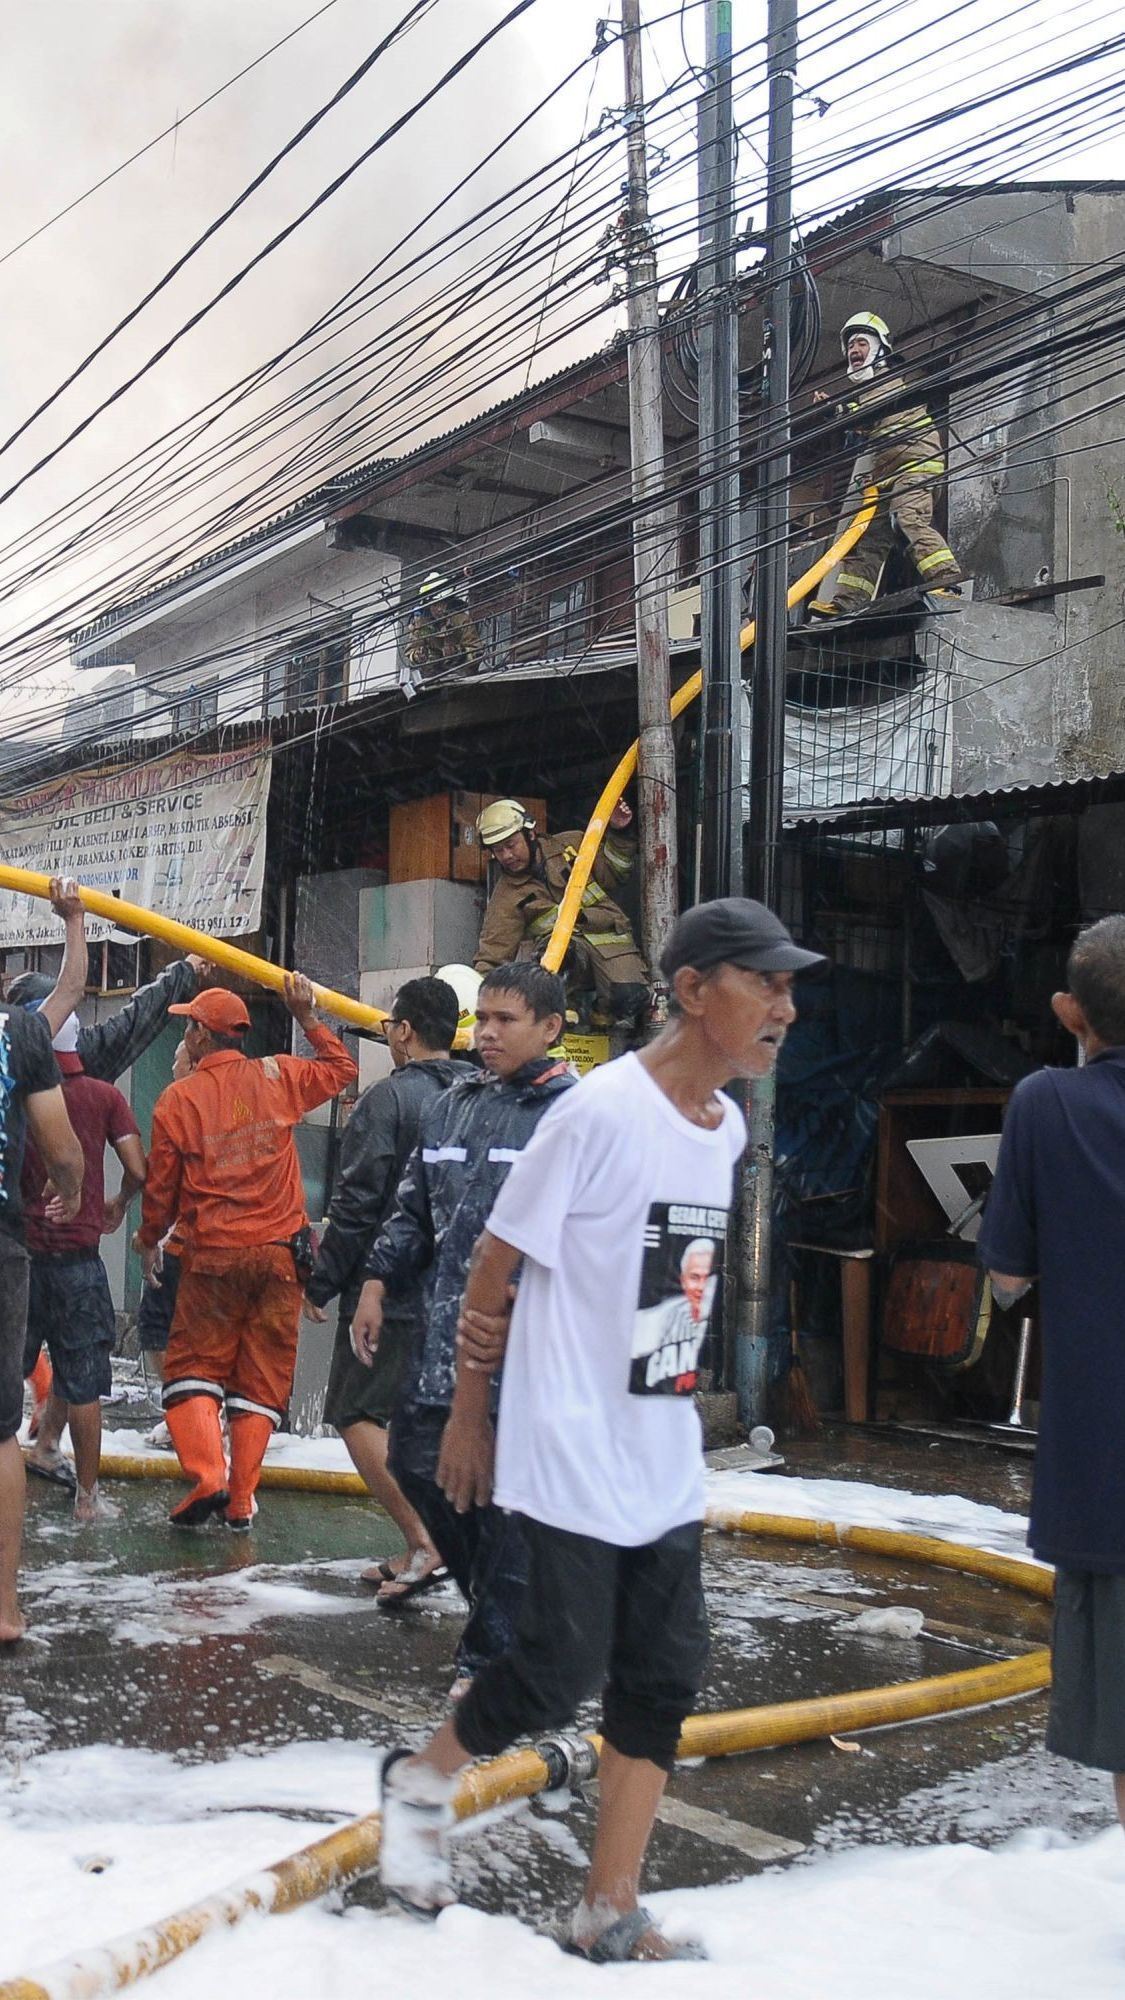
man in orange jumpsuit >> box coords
[136,976,357,1530]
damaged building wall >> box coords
[118,536,401,724]
[886,188,1125,786]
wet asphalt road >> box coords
[2,1420,1113,1932]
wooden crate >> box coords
[391,792,546,886]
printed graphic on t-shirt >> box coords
[629,1201,727,1396]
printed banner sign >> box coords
[0,741,272,948]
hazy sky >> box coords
[0,0,1120,717]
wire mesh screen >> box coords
[742,627,957,816]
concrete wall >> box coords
[896,190,1125,784]
[126,533,401,722]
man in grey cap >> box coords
[375,897,824,1958]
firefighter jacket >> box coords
[474,829,647,982]
[839,372,943,481]
[403,604,482,671]
[77,959,198,1084]
[305,1054,476,1323]
[363,1056,574,1408]
[139,1022,358,1253]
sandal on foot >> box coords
[378,1748,456,1918]
[360,1558,399,1586]
[565,1907,707,1964]
[375,1551,449,1608]
[26,1454,77,1494]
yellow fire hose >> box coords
[0,868,390,1036]
[0,1504,1050,2000]
[540,487,879,975]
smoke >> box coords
[0,0,611,674]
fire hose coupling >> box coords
[536,1733,601,1792]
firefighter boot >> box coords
[165,1394,230,1527]
[226,1410,275,1529]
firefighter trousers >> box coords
[834,445,960,611]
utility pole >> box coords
[621,0,679,1001]
[733,0,798,1428]
[696,0,742,904]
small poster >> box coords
[628,1201,728,1397]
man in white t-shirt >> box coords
[377,897,825,1961]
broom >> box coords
[783,1279,820,1438]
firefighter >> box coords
[810,311,962,617]
[473,798,649,1029]
[403,571,482,681]
[136,978,357,1530]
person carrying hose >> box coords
[135,977,357,1530]
[809,311,962,617]
[473,796,649,1031]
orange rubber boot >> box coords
[165,1395,229,1527]
[226,1411,275,1529]
[27,1353,53,1438]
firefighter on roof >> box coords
[403,571,482,681]
[473,798,649,1030]
[810,311,962,617]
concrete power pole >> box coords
[734,0,798,1428]
[621,0,679,1001]
[696,0,742,905]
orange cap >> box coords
[168,988,251,1034]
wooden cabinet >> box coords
[389,792,546,886]
[875,1089,1009,1253]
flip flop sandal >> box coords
[26,1456,78,1494]
[360,1558,399,1586]
[564,1907,707,1964]
[375,1555,450,1608]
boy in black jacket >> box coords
[305,976,472,1593]
[351,962,571,1689]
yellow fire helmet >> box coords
[437,963,482,1053]
[475,798,537,848]
[418,569,456,602]
[840,310,892,357]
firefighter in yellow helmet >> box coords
[473,798,650,1029]
[810,311,962,617]
[403,571,482,681]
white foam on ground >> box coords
[10,1453,1081,1992]
[705,1468,1035,1561]
[0,1740,1122,1998]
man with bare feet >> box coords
[0,997,83,1640]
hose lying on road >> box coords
[540,486,879,976]
[0,1504,1050,2000]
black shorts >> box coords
[322,1301,413,1431]
[0,1232,29,1443]
[1046,1566,1125,1772]
[454,1515,709,1772]
[23,1253,115,1407]
[136,1250,182,1353]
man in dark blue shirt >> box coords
[978,913,1125,1831]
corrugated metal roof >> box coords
[786,768,1125,833]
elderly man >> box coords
[137,976,357,1530]
[377,898,825,1958]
